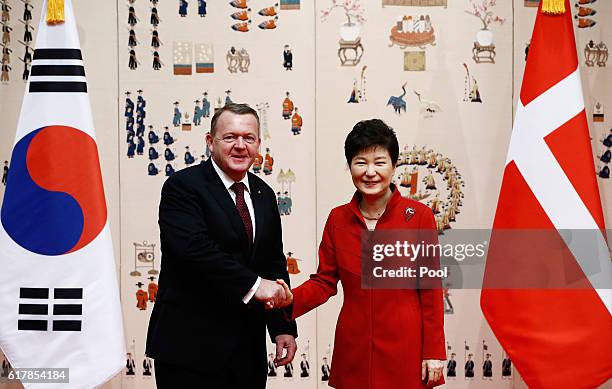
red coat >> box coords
[291,189,446,389]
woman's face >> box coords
[350,147,395,198]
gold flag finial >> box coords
[541,0,565,14]
[46,0,65,24]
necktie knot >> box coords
[231,182,247,196]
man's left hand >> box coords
[274,335,297,367]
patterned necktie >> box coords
[230,182,253,245]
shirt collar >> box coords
[211,158,251,193]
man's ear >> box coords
[205,132,213,152]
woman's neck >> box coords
[359,188,393,218]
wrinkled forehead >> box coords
[214,112,260,136]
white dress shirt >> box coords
[211,158,261,303]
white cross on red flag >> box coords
[481,1,612,388]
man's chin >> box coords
[228,162,252,175]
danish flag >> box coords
[480,1,612,388]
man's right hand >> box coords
[254,279,286,309]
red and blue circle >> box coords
[1,125,107,255]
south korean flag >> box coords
[0,1,125,388]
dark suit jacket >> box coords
[146,159,297,376]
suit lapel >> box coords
[202,160,250,254]
[248,174,265,262]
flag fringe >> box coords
[46,0,65,24]
[541,0,565,14]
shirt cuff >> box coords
[243,276,261,304]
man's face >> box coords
[206,111,260,181]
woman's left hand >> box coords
[422,359,444,384]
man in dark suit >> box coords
[146,103,298,388]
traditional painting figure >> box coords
[267,353,277,377]
[447,353,457,377]
[172,101,182,127]
[2,160,8,186]
[263,148,274,175]
[282,91,294,119]
[126,353,136,375]
[128,6,138,26]
[179,0,188,17]
[387,82,407,114]
[258,16,278,29]
[202,92,211,117]
[300,354,309,377]
[283,44,293,70]
[291,107,302,135]
[231,20,251,32]
[465,354,475,378]
[128,49,139,70]
[151,28,161,48]
[198,0,207,17]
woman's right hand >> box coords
[275,279,294,308]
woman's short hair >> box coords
[344,119,399,165]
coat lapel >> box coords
[201,160,250,254]
[248,174,265,263]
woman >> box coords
[279,119,446,388]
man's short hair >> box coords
[210,103,260,136]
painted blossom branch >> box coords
[465,0,505,29]
[320,0,366,25]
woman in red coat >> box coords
[278,119,446,388]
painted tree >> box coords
[320,0,366,25]
[465,0,505,29]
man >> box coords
[146,103,297,388]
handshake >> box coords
[254,278,293,310]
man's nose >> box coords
[234,137,247,148]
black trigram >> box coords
[29,48,87,93]
[18,287,83,332]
